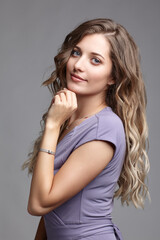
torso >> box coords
[44,106,126,240]
[58,118,86,143]
[58,105,108,143]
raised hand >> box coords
[46,88,78,128]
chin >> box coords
[67,83,81,94]
[66,81,91,96]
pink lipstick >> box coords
[71,73,87,82]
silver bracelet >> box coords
[39,148,55,156]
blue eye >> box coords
[71,49,80,57]
[92,58,101,64]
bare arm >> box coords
[28,89,114,216]
[28,89,78,215]
[35,217,47,240]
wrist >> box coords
[45,119,61,131]
[40,121,60,150]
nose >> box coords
[74,56,85,72]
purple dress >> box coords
[44,107,126,240]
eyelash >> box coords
[91,58,101,64]
[71,49,101,65]
[71,49,80,57]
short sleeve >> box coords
[96,114,123,150]
[72,111,126,156]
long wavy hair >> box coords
[22,18,150,208]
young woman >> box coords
[23,18,150,240]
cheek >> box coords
[66,58,74,71]
[90,68,110,84]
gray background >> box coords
[0,0,159,239]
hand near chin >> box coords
[46,88,78,128]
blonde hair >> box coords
[22,18,150,208]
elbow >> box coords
[27,202,42,216]
[27,197,46,216]
[27,197,56,216]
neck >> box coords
[71,93,107,121]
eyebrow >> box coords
[74,45,105,60]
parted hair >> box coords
[22,18,150,208]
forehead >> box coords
[76,33,110,55]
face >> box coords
[66,33,114,98]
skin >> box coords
[28,34,115,239]
[66,33,114,123]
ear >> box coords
[107,78,115,86]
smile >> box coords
[71,73,87,82]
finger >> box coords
[54,94,60,104]
[63,89,76,107]
[56,89,77,107]
[56,88,68,94]
[52,89,66,104]
[70,91,77,102]
[70,92,78,109]
[59,92,67,103]
[65,90,72,104]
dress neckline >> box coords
[57,106,111,145]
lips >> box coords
[71,73,87,82]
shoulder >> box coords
[73,107,125,152]
[96,107,125,134]
[97,106,123,124]
[95,107,126,150]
